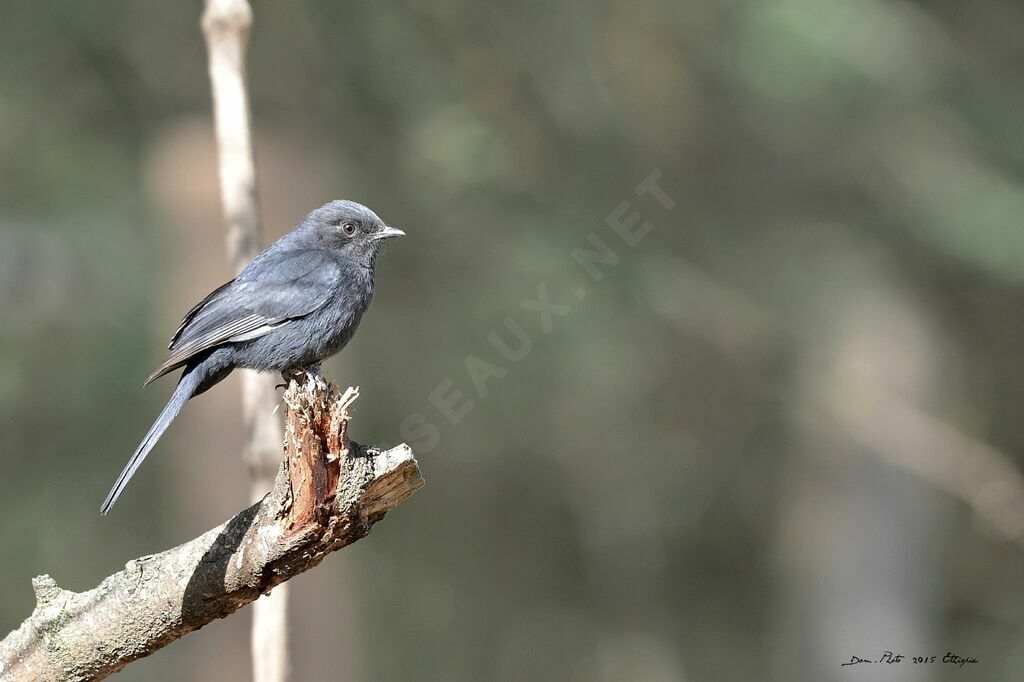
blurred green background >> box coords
[3,1,1024,680]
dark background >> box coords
[2,1,1024,680]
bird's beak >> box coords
[374,225,406,240]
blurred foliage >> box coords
[3,1,1024,680]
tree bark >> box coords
[0,377,424,682]
[200,1,289,679]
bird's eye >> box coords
[341,222,357,236]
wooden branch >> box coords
[0,377,424,682]
[200,1,287,678]
[830,384,1024,551]
[202,0,260,276]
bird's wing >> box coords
[168,279,235,349]
[144,249,340,385]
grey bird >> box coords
[100,200,404,514]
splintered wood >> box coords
[281,377,359,531]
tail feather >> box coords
[100,368,201,515]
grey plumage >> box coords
[100,200,404,515]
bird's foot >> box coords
[282,363,325,389]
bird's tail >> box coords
[100,366,203,515]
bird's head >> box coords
[303,200,405,266]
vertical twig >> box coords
[201,1,288,681]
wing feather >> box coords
[168,279,234,349]
[144,249,340,385]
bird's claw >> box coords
[281,363,324,387]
